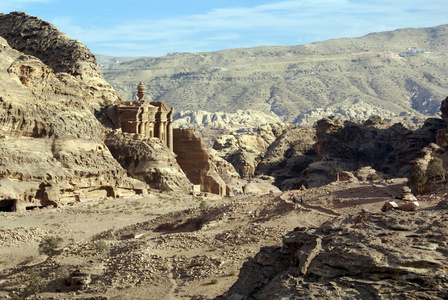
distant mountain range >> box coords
[99,24,448,125]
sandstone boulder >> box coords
[382,186,419,212]
[243,176,281,195]
[355,166,379,181]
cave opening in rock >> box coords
[0,200,15,212]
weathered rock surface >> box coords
[296,115,447,188]
[0,14,145,211]
[173,128,231,196]
[355,166,380,181]
[255,125,316,188]
[0,12,121,109]
[213,123,287,179]
[105,131,191,191]
[223,209,448,299]
[381,186,419,212]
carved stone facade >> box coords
[115,83,231,197]
[116,82,174,151]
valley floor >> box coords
[0,178,442,299]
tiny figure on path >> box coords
[300,197,303,205]
[292,196,296,203]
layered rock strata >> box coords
[0,12,121,109]
[297,115,447,188]
[0,14,145,211]
[224,209,448,299]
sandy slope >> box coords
[0,178,440,299]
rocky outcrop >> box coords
[255,125,316,189]
[0,15,145,211]
[223,209,448,299]
[397,118,447,171]
[440,96,448,119]
[213,123,284,179]
[381,186,419,211]
[105,131,192,191]
[212,123,315,187]
[296,115,446,188]
[314,115,410,171]
[355,166,380,181]
[173,128,231,196]
[0,12,121,109]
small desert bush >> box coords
[199,200,207,209]
[55,265,70,280]
[95,240,110,253]
[25,268,47,295]
[426,157,446,181]
[408,169,427,194]
[210,278,219,285]
[38,236,63,256]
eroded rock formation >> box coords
[0,12,121,109]
[223,209,448,299]
[0,13,146,211]
[105,131,191,191]
[173,128,231,196]
[296,115,447,188]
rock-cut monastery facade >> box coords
[116,82,174,151]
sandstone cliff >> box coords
[293,115,447,188]
[0,12,121,109]
[173,128,231,196]
[0,13,145,211]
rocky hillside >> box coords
[223,208,448,299]
[101,24,448,125]
[0,12,147,211]
[0,12,121,109]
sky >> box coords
[1,0,447,57]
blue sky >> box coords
[1,0,447,57]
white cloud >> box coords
[48,0,448,56]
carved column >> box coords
[167,121,173,151]
[167,107,174,152]
[158,121,164,142]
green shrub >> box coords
[95,240,110,253]
[408,169,427,194]
[38,236,63,256]
[55,265,70,280]
[331,166,343,181]
[25,269,47,295]
[426,157,446,181]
